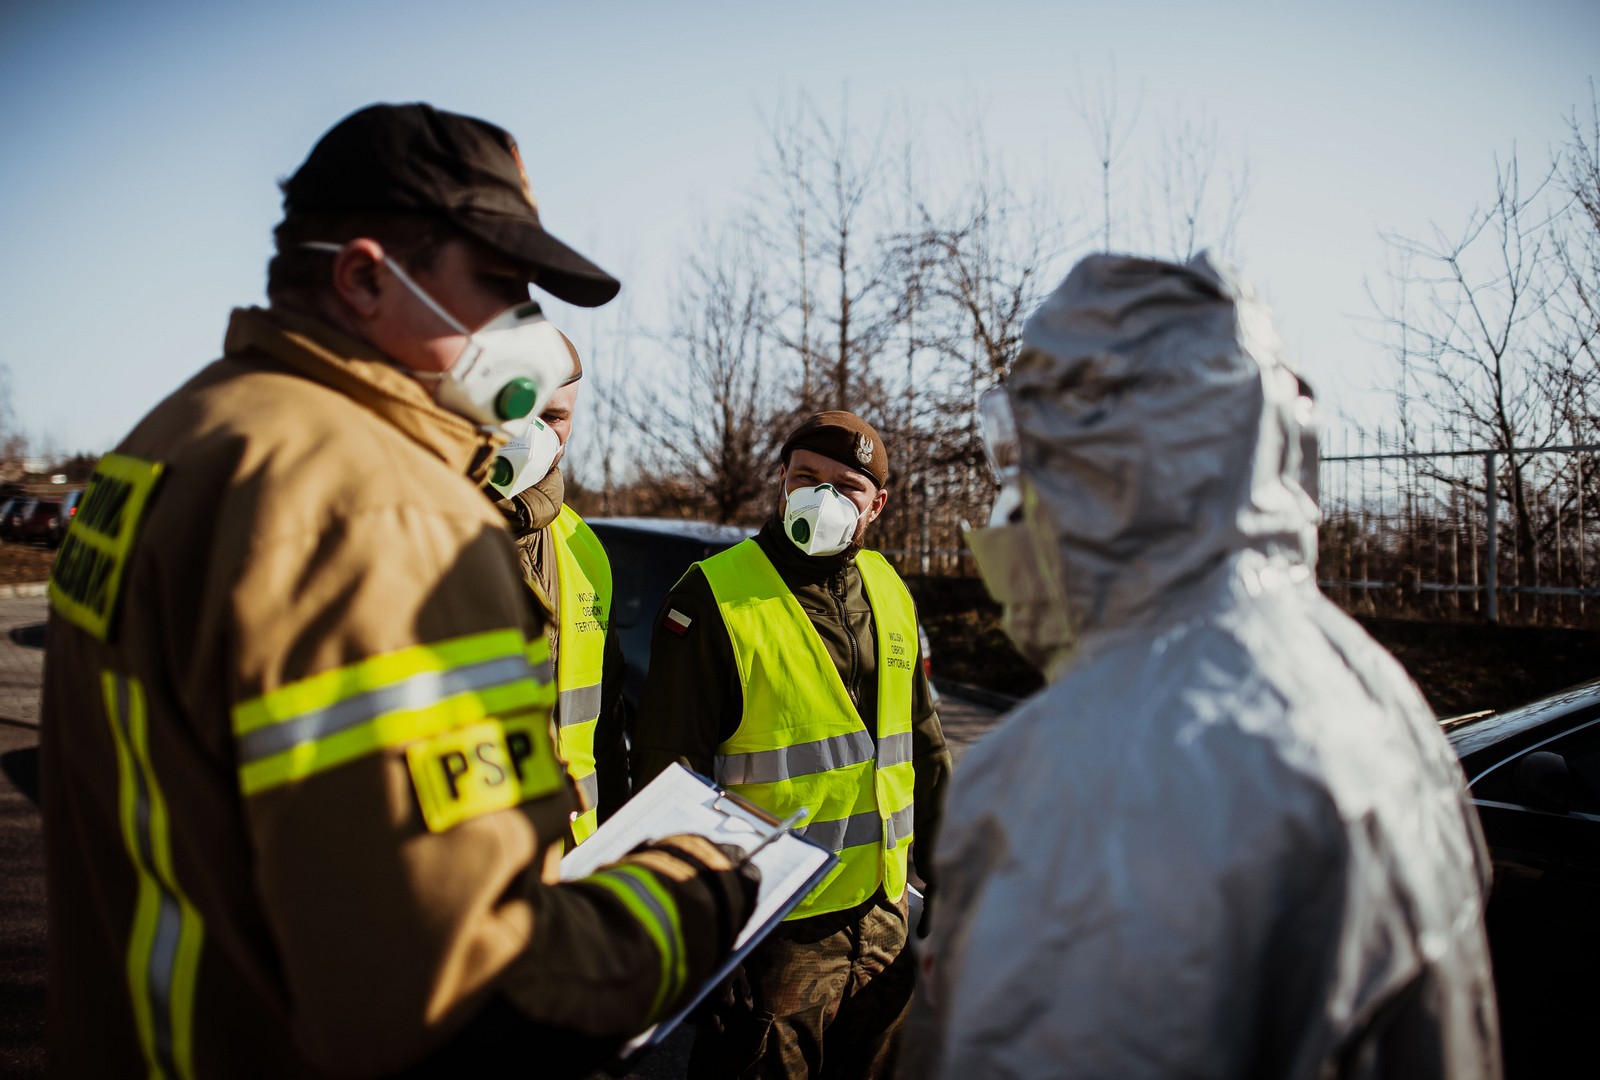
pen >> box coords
[738,807,809,865]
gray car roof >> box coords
[585,516,757,546]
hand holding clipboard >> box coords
[559,763,837,1067]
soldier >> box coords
[633,411,952,1079]
[485,338,627,843]
[40,102,756,1078]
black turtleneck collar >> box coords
[753,513,859,587]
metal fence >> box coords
[861,435,1600,630]
[1318,435,1600,625]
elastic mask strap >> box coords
[299,242,471,336]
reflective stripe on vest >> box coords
[551,505,611,844]
[701,540,917,918]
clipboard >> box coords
[559,763,838,1067]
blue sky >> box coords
[1,0,1595,464]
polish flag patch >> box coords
[666,609,693,636]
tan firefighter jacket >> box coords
[41,307,742,1078]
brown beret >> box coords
[780,410,889,488]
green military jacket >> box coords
[631,517,951,892]
[492,469,630,823]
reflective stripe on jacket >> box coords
[551,504,611,843]
[39,307,702,1077]
[700,539,916,918]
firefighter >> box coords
[40,102,757,1078]
[632,411,952,1079]
[484,339,626,843]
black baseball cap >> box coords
[282,103,621,308]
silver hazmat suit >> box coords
[905,253,1500,1080]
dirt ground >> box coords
[1358,616,1600,717]
[0,545,55,587]
[906,575,1600,718]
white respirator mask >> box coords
[485,413,563,499]
[783,483,860,557]
[964,385,1079,679]
[302,242,575,430]
[964,481,1080,680]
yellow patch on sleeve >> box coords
[48,454,164,642]
[500,713,570,804]
[405,715,566,833]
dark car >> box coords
[3,498,38,542]
[587,517,758,711]
[586,516,936,713]
[49,488,84,545]
[1444,678,1600,1077]
[17,499,64,546]
[0,497,19,540]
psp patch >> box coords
[406,715,567,833]
[48,454,165,642]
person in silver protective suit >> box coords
[900,253,1501,1080]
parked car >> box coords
[0,497,20,540]
[50,488,84,546]
[586,516,937,713]
[587,517,757,711]
[17,499,64,546]
[3,498,38,543]
[1444,678,1600,1077]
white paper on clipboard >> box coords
[560,763,838,1062]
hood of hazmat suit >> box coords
[903,253,1500,1080]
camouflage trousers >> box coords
[690,889,914,1079]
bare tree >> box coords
[0,366,28,476]
[628,227,797,523]
[1374,151,1565,593]
[566,305,637,516]
[758,94,898,415]
[1071,62,1144,252]
[1144,108,1252,262]
[594,81,1257,571]
[880,136,1071,561]
[760,102,820,407]
[1548,81,1600,438]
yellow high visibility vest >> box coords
[699,540,917,918]
[550,505,612,843]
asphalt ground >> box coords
[0,592,1001,1078]
[0,592,47,1080]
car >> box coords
[49,488,84,546]
[586,517,758,711]
[1443,678,1600,1077]
[3,498,38,542]
[0,497,19,540]
[17,499,64,546]
[586,516,937,713]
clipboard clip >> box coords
[710,786,785,825]
[729,806,809,866]
[675,758,809,864]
